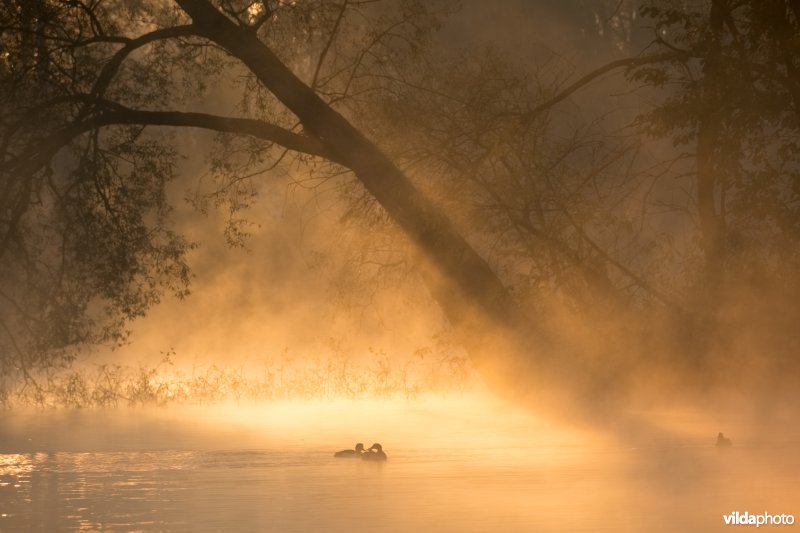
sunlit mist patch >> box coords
[1,390,603,459]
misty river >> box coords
[1,394,798,532]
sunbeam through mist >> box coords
[1,0,799,530]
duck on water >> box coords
[334,443,365,457]
[361,443,387,462]
[333,442,387,461]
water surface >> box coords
[1,396,797,532]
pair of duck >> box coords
[334,442,387,461]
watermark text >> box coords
[723,512,795,527]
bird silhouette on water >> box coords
[361,443,387,462]
[716,432,732,447]
[334,443,365,457]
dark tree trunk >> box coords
[694,0,728,310]
[175,0,551,368]
[171,1,645,419]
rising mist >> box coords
[0,0,797,436]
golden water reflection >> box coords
[0,394,797,532]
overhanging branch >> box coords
[95,103,344,164]
[520,51,687,125]
[6,101,344,181]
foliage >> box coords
[0,0,199,379]
[630,0,800,292]
[374,49,664,310]
[0,0,452,384]
[1,0,799,404]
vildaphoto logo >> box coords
[723,512,795,527]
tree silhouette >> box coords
[1,0,798,408]
[630,0,800,312]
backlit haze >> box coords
[2,0,794,436]
[0,1,798,530]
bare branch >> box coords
[311,0,349,91]
[520,51,686,125]
[86,25,196,104]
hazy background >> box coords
[1,0,797,421]
[100,0,645,371]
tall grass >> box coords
[2,347,477,408]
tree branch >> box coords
[95,103,344,164]
[520,51,686,125]
[87,25,196,104]
[175,0,528,346]
[311,0,349,90]
[6,101,344,184]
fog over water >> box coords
[1,393,798,532]
[1,0,799,530]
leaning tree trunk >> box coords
[176,0,621,415]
